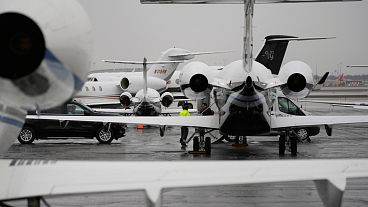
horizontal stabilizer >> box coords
[168,50,232,58]
[102,60,183,65]
[267,37,335,42]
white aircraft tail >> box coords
[148,48,231,81]
[143,58,148,102]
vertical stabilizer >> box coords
[256,35,335,75]
[255,35,296,75]
[147,48,188,81]
[143,57,148,102]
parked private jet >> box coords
[36,0,368,157]
[75,48,228,107]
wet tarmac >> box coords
[2,102,368,206]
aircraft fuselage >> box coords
[218,76,271,136]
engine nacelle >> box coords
[179,61,214,100]
[119,92,133,108]
[120,76,167,94]
[0,0,92,154]
[0,0,92,110]
[160,92,174,107]
[278,61,314,99]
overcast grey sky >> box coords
[79,0,368,76]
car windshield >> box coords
[278,97,304,116]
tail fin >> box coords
[148,48,230,81]
[256,35,335,75]
[255,35,296,75]
[143,58,148,102]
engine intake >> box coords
[161,92,174,107]
[287,73,306,93]
[120,77,129,90]
[190,74,208,92]
[179,61,213,100]
[0,12,45,80]
[119,92,132,107]
[279,61,313,99]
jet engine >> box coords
[278,61,314,99]
[120,76,167,94]
[0,0,93,153]
[160,92,174,107]
[179,61,214,100]
[119,92,133,108]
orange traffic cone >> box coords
[137,123,143,129]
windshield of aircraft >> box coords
[278,97,304,116]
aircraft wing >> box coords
[300,100,368,109]
[347,65,368,68]
[92,108,198,114]
[1,159,368,207]
[26,114,220,129]
[271,115,368,128]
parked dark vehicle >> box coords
[276,96,320,142]
[18,100,126,144]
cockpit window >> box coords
[278,97,304,116]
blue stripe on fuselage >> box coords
[44,49,84,90]
[0,115,23,128]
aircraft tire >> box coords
[17,126,36,144]
[193,136,199,152]
[205,137,211,155]
[159,126,165,137]
[290,137,298,156]
[279,134,286,155]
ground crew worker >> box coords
[179,104,190,146]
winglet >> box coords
[317,72,329,85]
[314,176,346,207]
[144,186,163,207]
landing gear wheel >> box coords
[205,137,211,155]
[96,127,114,144]
[290,137,298,156]
[159,126,166,137]
[296,128,309,142]
[193,136,199,152]
[18,127,36,144]
[279,134,286,155]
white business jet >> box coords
[75,48,228,107]
[42,0,367,157]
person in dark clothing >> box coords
[179,104,190,146]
